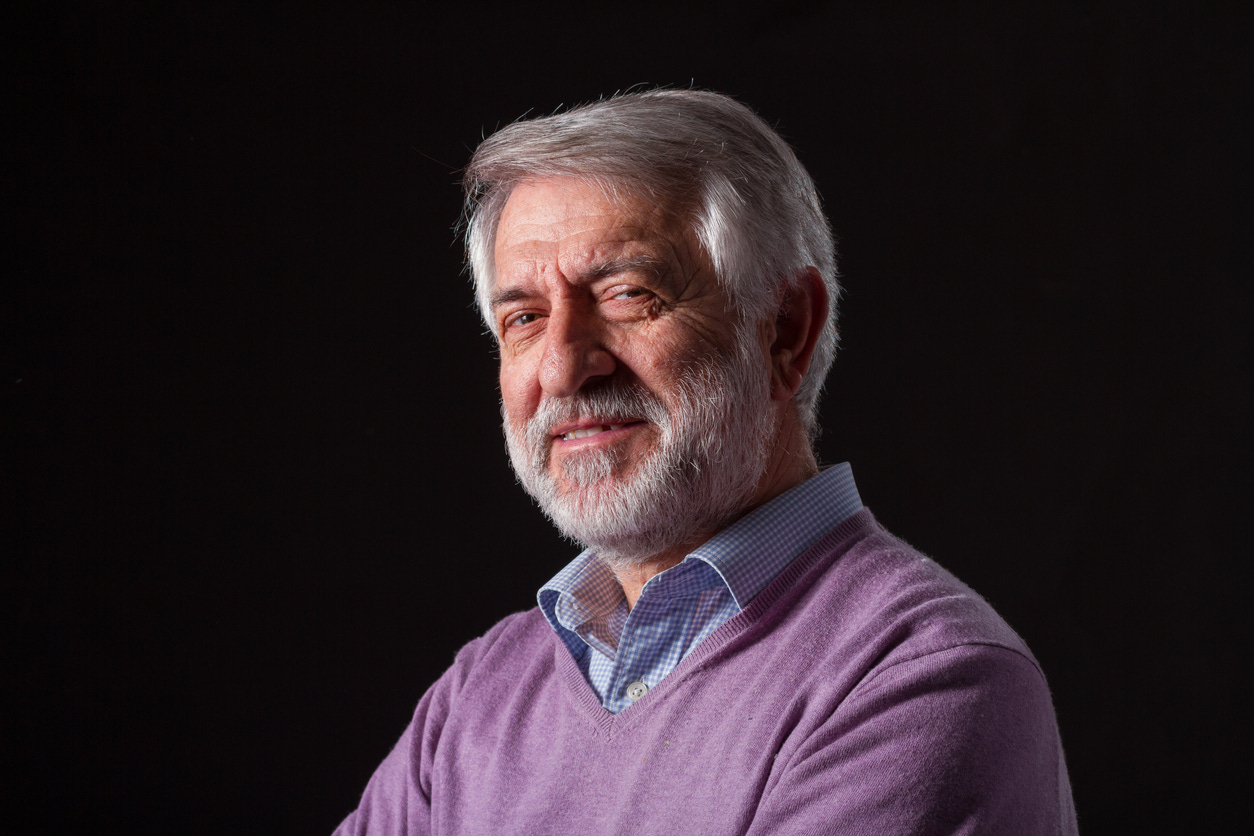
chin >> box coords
[538,455,751,568]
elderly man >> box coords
[336,90,1077,835]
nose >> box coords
[538,303,616,398]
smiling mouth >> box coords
[561,424,627,441]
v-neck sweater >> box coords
[335,510,1078,835]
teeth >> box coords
[563,424,625,440]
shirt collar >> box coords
[538,463,862,642]
[684,461,862,608]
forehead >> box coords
[493,178,685,273]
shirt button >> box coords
[625,680,649,702]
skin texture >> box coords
[492,177,828,607]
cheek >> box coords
[627,335,714,390]
[499,361,539,420]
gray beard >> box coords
[503,336,775,569]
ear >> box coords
[768,266,828,402]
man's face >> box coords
[491,177,775,564]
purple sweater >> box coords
[336,511,1078,834]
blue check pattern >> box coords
[538,463,863,713]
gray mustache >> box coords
[523,381,672,451]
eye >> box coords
[503,311,542,331]
[603,284,663,319]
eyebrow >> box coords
[585,254,669,281]
[489,288,533,310]
[489,255,670,311]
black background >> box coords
[6,2,1251,833]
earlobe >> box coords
[769,267,828,402]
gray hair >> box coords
[462,89,839,440]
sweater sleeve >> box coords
[746,643,1078,836]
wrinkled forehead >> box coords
[492,177,697,276]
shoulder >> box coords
[795,511,1036,666]
[451,607,552,664]
[437,608,556,693]
[862,526,1033,653]
[400,608,558,757]
[741,514,1075,832]
[731,510,1047,708]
